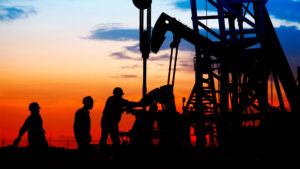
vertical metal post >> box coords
[167,48,173,85]
[133,0,152,109]
[298,67,300,87]
[191,0,206,148]
[143,57,147,99]
[217,0,226,42]
[172,46,179,87]
[147,6,151,45]
[141,6,151,100]
[297,67,300,112]
[139,9,144,52]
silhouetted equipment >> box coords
[133,0,299,152]
[129,85,186,147]
[132,0,152,10]
[186,0,299,148]
[132,0,152,103]
[120,131,130,145]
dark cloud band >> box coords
[0,5,35,21]
[111,74,139,79]
[88,28,139,41]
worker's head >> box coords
[29,102,40,114]
[113,87,124,97]
[83,96,94,109]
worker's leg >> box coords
[99,126,110,148]
[110,125,120,147]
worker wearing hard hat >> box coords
[12,102,48,151]
[99,87,139,149]
[74,96,94,151]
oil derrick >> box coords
[185,0,299,149]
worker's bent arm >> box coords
[13,117,30,146]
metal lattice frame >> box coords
[186,0,298,147]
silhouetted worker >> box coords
[13,102,48,151]
[74,96,94,150]
[99,87,139,148]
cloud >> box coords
[149,54,169,61]
[110,52,140,60]
[112,74,138,79]
[178,59,194,72]
[266,0,300,23]
[121,64,140,70]
[0,5,35,22]
[270,16,300,30]
[88,27,139,41]
[121,75,138,78]
[180,62,193,68]
[125,44,140,53]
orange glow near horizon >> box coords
[0,73,292,148]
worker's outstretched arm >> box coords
[13,117,30,147]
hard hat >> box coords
[113,87,124,95]
[83,96,93,105]
[29,102,40,111]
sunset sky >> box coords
[1,0,300,147]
